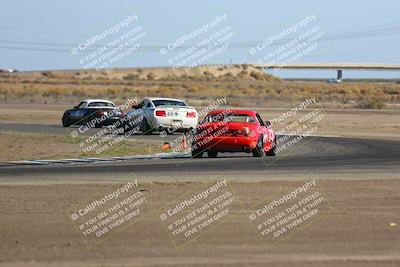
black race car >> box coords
[62,99,124,128]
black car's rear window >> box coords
[87,102,115,107]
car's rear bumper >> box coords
[100,117,122,126]
[193,136,259,152]
[150,117,198,130]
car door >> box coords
[126,100,146,125]
[143,101,155,121]
[255,113,272,148]
[71,101,87,122]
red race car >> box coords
[191,109,277,158]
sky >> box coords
[1,0,400,78]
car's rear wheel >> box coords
[123,122,130,134]
[191,141,203,158]
[80,117,89,127]
[141,118,154,135]
[123,119,138,135]
[192,148,203,158]
[252,135,264,157]
[207,151,218,158]
[265,137,277,156]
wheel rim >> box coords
[258,136,264,152]
[253,135,264,156]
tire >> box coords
[141,118,153,135]
[123,122,131,134]
[252,135,264,157]
[192,150,203,158]
[62,115,71,127]
[80,117,89,127]
[62,118,71,127]
[123,119,138,135]
[191,142,203,158]
[207,151,218,158]
[266,137,277,156]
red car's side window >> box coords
[256,113,265,126]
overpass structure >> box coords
[252,63,400,80]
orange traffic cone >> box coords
[161,142,171,150]
[181,135,188,149]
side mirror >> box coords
[132,104,139,109]
[265,120,272,127]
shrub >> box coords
[237,70,248,79]
[203,70,213,77]
[250,71,265,80]
[41,71,55,78]
[146,73,156,80]
[358,98,385,109]
[383,88,399,95]
[123,74,139,80]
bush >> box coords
[358,98,385,109]
[123,74,139,80]
[250,71,265,80]
[237,70,248,79]
[146,73,156,80]
[203,70,214,77]
[41,71,55,78]
[383,88,399,95]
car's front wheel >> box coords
[62,120,71,127]
[62,115,71,127]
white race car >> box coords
[123,97,198,134]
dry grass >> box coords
[0,65,399,109]
[0,132,164,161]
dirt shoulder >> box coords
[0,179,399,267]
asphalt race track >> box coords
[1,135,399,183]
